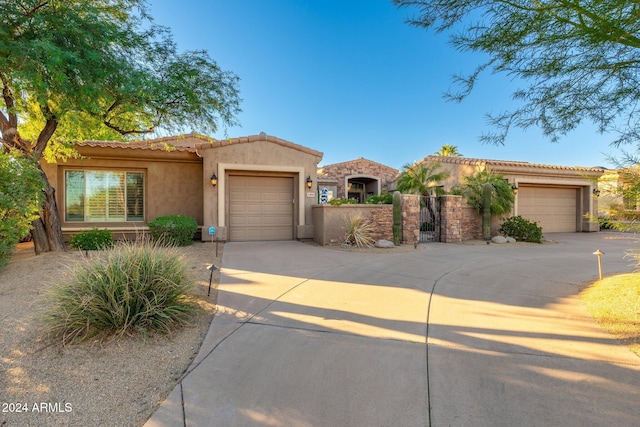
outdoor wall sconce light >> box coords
[593,188,601,197]
[511,183,518,194]
[210,173,218,187]
[306,176,313,189]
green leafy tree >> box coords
[396,161,450,196]
[0,150,45,267]
[434,144,462,157]
[455,169,515,217]
[0,0,241,253]
[394,1,640,153]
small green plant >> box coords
[69,228,115,251]
[148,214,198,246]
[343,215,376,248]
[328,198,358,206]
[44,240,197,344]
[499,215,543,243]
[365,193,393,204]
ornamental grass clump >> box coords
[44,240,197,344]
[344,215,376,248]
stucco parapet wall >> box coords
[195,133,323,160]
[421,155,604,177]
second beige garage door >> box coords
[517,186,578,233]
[229,175,294,241]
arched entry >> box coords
[345,175,380,203]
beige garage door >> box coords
[517,186,578,233]
[229,175,294,241]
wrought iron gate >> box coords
[420,196,440,243]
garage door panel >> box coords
[517,186,577,233]
[229,176,294,241]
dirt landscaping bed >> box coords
[0,241,221,427]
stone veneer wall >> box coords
[312,195,502,245]
[312,204,393,246]
[401,195,421,245]
[319,158,399,199]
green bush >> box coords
[499,215,543,243]
[148,214,198,246]
[328,198,357,206]
[365,193,393,204]
[69,228,114,251]
[0,150,45,268]
[598,217,617,230]
[44,240,197,344]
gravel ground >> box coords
[0,241,221,427]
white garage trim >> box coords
[216,163,306,228]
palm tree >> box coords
[395,161,450,196]
[456,169,514,216]
[434,144,463,157]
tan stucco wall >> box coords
[198,136,323,241]
[41,146,203,239]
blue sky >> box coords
[148,0,622,170]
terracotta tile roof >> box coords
[75,133,324,158]
[75,140,197,153]
[193,132,323,158]
[320,157,399,172]
[423,155,604,173]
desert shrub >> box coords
[44,240,197,344]
[148,214,197,246]
[69,228,114,251]
[499,215,543,243]
[0,150,45,268]
[328,198,357,206]
[343,215,376,248]
[598,217,617,230]
[365,193,393,204]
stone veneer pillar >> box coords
[401,194,421,245]
[440,195,463,243]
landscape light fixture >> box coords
[592,188,601,197]
[207,264,218,297]
[210,173,218,187]
[511,183,518,194]
[306,176,313,189]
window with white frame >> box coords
[65,170,144,222]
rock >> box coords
[491,236,508,244]
[506,237,516,243]
[375,239,395,248]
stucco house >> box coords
[41,133,323,242]
[317,157,399,203]
[417,155,604,233]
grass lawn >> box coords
[581,272,640,357]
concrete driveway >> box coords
[146,233,640,427]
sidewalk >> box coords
[146,234,640,426]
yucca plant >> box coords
[44,240,197,344]
[344,215,376,248]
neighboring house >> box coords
[418,156,604,233]
[41,133,323,242]
[598,167,640,217]
[317,157,399,203]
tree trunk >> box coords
[30,165,67,254]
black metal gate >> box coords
[420,196,440,243]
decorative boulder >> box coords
[491,236,508,244]
[506,237,516,243]
[375,239,395,248]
